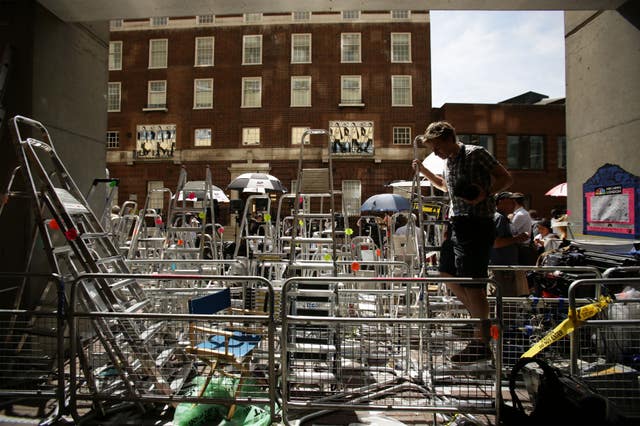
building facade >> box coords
[106,10,565,222]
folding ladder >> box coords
[8,116,190,397]
[85,175,119,231]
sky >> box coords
[429,11,566,107]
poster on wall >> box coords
[136,124,176,159]
[583,163,639,239]
[329,121,374,155]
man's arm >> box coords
[488,162,513,197]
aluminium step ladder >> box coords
[8,115,191,399]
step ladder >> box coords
[85,175,119,231]
[8,115,191,398]
[232,193,274,259]
[286,129,340,277]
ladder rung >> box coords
[95,255,124,265]
[293,213,333,219]
[79,232,109,239]
[110,278,136,292]
[166,227,202,232]
[280,237,334,244]
[125,299,150,313]
[140,321,165,342]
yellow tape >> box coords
[521,295,611,358]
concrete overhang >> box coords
[38,0,628,22]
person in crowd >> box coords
[510,192,536,265]
[533,218,562,253]
[413,121,512,363]
[491,192,531,297]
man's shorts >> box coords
[439,216,495,283]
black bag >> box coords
[501,357,625,425]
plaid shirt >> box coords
[444,143,498,218]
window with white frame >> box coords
[150,17,168,26]
[149,39,168,68]
[106,131,120,148]
[292,11,310,21]
[242,128,260,145]
[241,77,262,108]
[342,10,360,20]
[391,75,412,106]
[147,181,164,211]
[194,128,212,146]
[109,41,122,70]
[193,79,213,109]
[391,10,410,19]
[341,33,361,63]
[147,80,167,109]
[340,76,362,105]
[291,127,311,145]
[391,33,411,62]
[244,13,262,23]
[195,37,214,66]
[110,19,123,29]
[393,127,411,145]
[107,82,121,112]
[291,76,311,107]
[291,34,311,63]
[197,15,214,24]
[242,35,262,65]
[342,180,361,216]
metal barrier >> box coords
[568,277,640,419]
[68,273,278,422]
[0,272,68,424]
[126,258,248,276]
[280,276,503,424]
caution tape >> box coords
[521,295,612,358]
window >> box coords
[150,17,168,26]
[391,33,411,62]
[197,15,214,24]
[342,10,360,20]
[109,41,122,70]
[110,19,123,29]
[149,39,168,68]
[194,128,212,146]
[193,79,213,109]
[391,75,412,106]
[393,127,411,145]
[244,13,262,23]
[241,77,262,108]
[195,37,214,66]
[291,76,311,107]
[291,127,311,145]
[292,11,310,21]
[147,80,167,109]
[340,76,362,105]
[107,82,121,112]
[106,131,119,149]
[242,128,260,145]
[291,34,311,63]
[557,136,566,169]
[391,10,410,19]
[147,181,164,211]
[507,135,545,169]
[342,180,361,216]
[243,35,262,65]
[341,33,361,63]
[458,134,495,155]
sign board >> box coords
[329,121,374,155]
[136,124,176,159]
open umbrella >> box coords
[176,181,229,203]
[360,193,411,213]
[421,152,446,175]
[386,178,431,188]
[545,182,567,197]
[227,173,287,194]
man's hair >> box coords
[424,121,456,142]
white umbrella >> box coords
[421,152,446,176]
[545,182,567,197]
[227,173,287,194]
[387,179,431,188]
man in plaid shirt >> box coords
[413,121,512,362]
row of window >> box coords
[110,10,413,29]
[107,128,567,170]
[108,32,413,70]
[107,75,414,111]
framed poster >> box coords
[583,164,639,238]
[136,124,176,159]
[329,121,374,155]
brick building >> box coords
[106,10,565,222]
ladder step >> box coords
[292,213,333,219]
[95,255,124,265]
[280,237,334,244]
[166,227,202,232]
[110,278,136,292]
[78,232,109,239]
[125,299,150,313]
[140,320,165,343]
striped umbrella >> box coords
[227,173,287,194]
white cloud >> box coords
[430,11,566,106]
